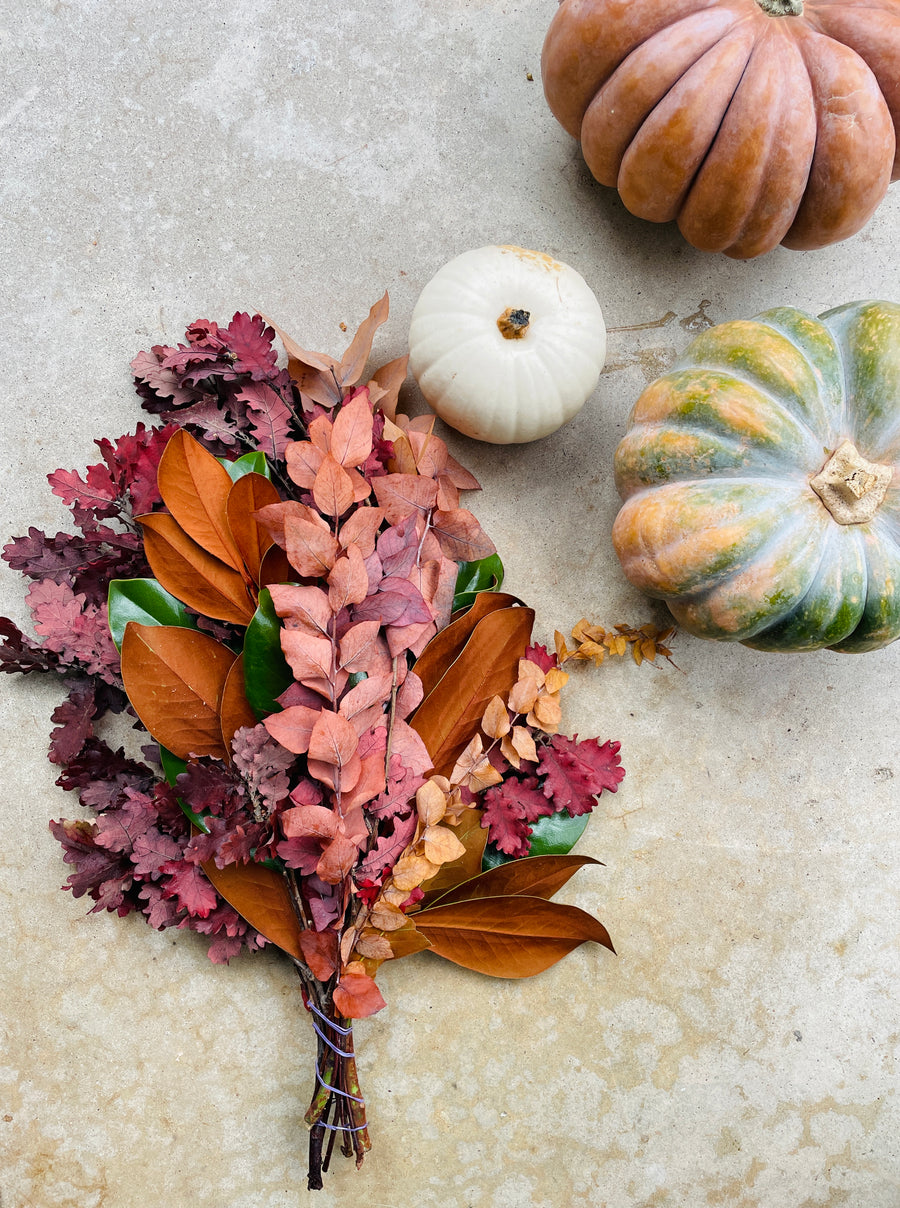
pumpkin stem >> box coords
[497,308,531,340]
[810,440,893,525]
[755,0,803,14]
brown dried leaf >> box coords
[369,900,411,932]
[449,734,503,793]
[422,824,467,865]
[416,808,487,904]
[416,777,449,827]
[338,292,390,387]
[354,930,394,961]
[368,354,408,422]
[385,925,432,960]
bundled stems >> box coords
[297,968,370,1189]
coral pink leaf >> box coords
[330,391,375,469]
[338,507,384,557]
[328,545,370,613]
[285,440,325,489]
[312,453,356,518]
[430,509,497,562]
[280,630,333,684]
[308,709,359,769]
[268,583,332,638]
[333,971,386,1019]
[263,703,322,755]
[371,474,438,525]
[298,930,339,981]
[282,804,340,840]
[283,514,340,578]
[339,620,391,676]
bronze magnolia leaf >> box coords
[414,895,614,978]
[412,591,519,698]
[257,541,293,589]
[424,853,603,909]
[225,472,281,586]
[384,925,432,960]
[139,512,257,625]
[201,859,304,963]
[120,622,237,761]
[218,653,258,758]
[410,604,535,777]
[157,429,245,571]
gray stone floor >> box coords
[2,2,899,1205]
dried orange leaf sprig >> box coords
[0,298,626,1191]
[556,619,677,668]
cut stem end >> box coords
[755,0,803,14]
[810,440,893,524]
[497,307,530,339]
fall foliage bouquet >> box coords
[0,298,628,1190]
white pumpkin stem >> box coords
[756,0,803,14]
[810,440,893,525]
[497,308,531,340]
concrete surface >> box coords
[1,2,899,1206]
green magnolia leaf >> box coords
[243,587,293,719]
[452,553,504,613]
[221,450,271,481]
[107,578,198,651]
[482,810,590,870]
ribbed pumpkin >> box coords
[541,0,900,258]
[612,300,900,652]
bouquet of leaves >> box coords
[0,298,628,1190]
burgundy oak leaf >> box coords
[537,735,625,816]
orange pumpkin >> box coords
[541,0,900,258]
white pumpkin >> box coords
[408,245,607,444]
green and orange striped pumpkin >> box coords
[612,300,900,652]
